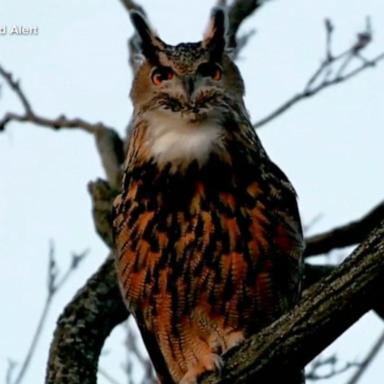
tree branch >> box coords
[305,201,384,257]
[253,18,384,129]
[200,220,384,383]
[0,64,124,188]
[45,256,129,384]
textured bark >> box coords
[201,220,384,383]
[45,257,128,384]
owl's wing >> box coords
[266,160,304,305]
[134,312,174,383]
[113,195,174,384]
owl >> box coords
[113,8,304,384]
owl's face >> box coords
[129,9,246,167]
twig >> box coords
[0,64,106,134]
[0,66,32,115]
[303,213,323,235]
[254,18,384,129]
[0,64,124,188]
[306,354,360,381]
[345,329,384,384]
[305,201,384,257]
[6,359,17,384]
[98,367,123,384]
[122,323,157,384]
[11,242,87,384]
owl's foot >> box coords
[222,330,245,352]
[179,352,223,384]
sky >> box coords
[0,0,384,383]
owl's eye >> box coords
[197,62,222,81]
[151,66,174,85]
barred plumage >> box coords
[113,8,304,384]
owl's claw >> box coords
[179,352,223,384]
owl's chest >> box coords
[114,161,276,313]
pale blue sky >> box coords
[1,0,383,383]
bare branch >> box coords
[306,354,360,381]
[122,323,157,384]
[200,220,384,383]
[345,329,384,384]
[11,243,87,384]
[98,368,123,384]
[254,19,384,129]
[305,201,384,257]
[0,66,32,115]
[0,64,124,188]
[6,359,17,384]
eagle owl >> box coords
[113,8,304,384]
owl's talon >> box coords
[180,352,223,384]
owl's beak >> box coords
[182,76,196,102]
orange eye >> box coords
[212,66,222,81]
[197,62,222,81]
[151,66,174,85]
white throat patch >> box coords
[144,111,223,166]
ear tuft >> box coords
[130,11,165,62]
[202,7,227,57]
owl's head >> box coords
[129,8,248,167]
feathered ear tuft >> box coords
[130,11,165,63]
[202,7,227,59]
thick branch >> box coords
[0,64,124,188]
[201,220,384,383]
[45,256,128,384]
[305,201,384,257]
